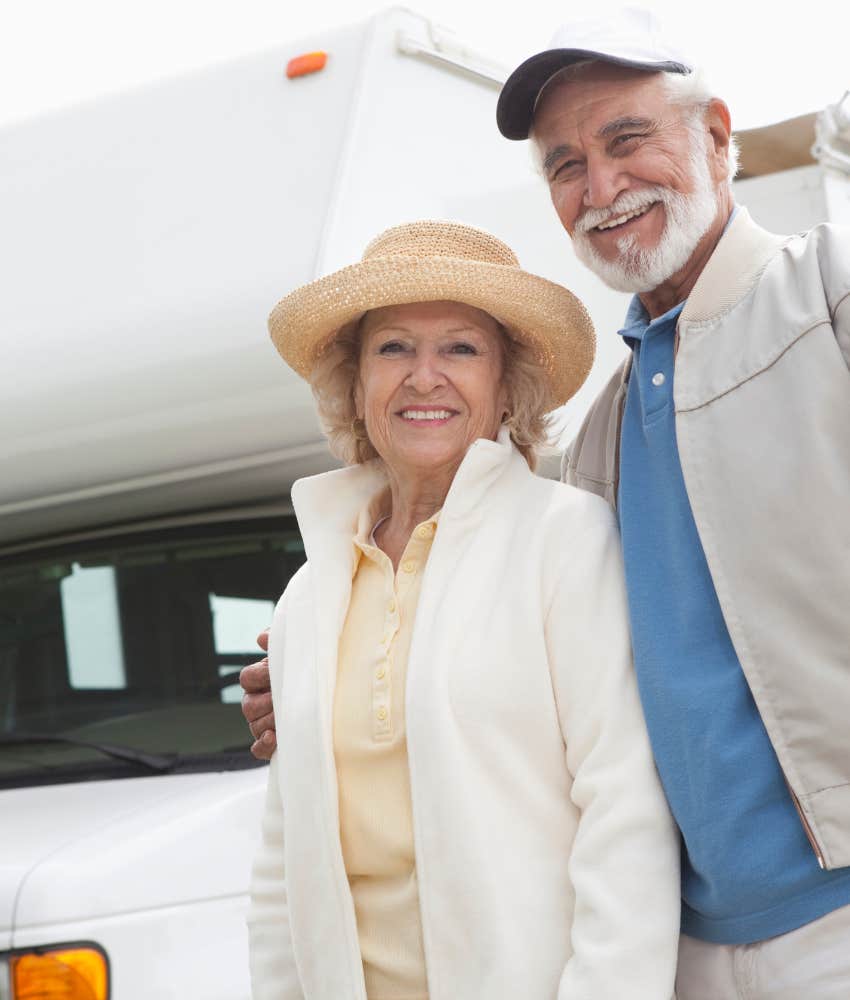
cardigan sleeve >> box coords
[544,503,680,1000]
[247,754,305,1000]
[247,587,306,1000]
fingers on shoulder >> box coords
[240,659,271,692]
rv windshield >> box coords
[0,516,304,787]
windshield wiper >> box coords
[0,734,177,773]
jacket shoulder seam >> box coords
[677,319,830,413]
[566,469,614,487]
[800,780,850,801]
[831,287,850,321]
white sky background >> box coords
[2,0,847,131]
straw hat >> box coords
[268,220,595,409]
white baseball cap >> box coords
[497,6,693,140]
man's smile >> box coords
[593,201,659,232]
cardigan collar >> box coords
[291,425,524,566]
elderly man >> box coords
[242,8,850,997]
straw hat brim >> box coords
[268,255,595,410]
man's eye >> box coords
[612,133,643,148]
[552,160,581,181]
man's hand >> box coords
[240,629,276,760]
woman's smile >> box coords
[397,407,459,425]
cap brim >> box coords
[496,48,691,141]
[269,256,595,411]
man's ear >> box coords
[705,98,733,183]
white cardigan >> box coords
[248,429,679,1000]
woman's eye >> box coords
[449,342,477,355]
[377,340,406,354]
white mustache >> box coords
[575,187,670,235]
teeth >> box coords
[401,410,453,420]
[596,205,651,231]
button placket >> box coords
[638,330,674,422]
[415,522,434,540]
[372,651,392,739]
[395,541,420,594]
[372,553,398,740]
[359,517,436,743]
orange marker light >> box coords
[286,51,328,79]
[12,946,109,999]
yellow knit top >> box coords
[334,490,439,1000]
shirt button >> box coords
[402,560,416,573]
[376,667,386,680]
[651,371,666,387]
[415,524,433,540]
[376,707,387,721]
[388,599,396,613]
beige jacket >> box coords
[564,206,850,870]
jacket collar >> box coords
[612,207,788,389]
[291,426,523,564]
[680,205,789,325]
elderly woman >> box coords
[248,221,679,1000]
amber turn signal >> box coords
[286,51,328,79]
[12,946,109,999]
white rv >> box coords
[1,7,847,997]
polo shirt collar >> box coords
[619,296,684,347]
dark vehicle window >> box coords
[0,517,304,784]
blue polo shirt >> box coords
[617,294,850,943]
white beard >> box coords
[571,135,718,294]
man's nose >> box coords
[584,156,627,210]
[406,351,446,393]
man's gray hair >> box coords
[662,69,740,181]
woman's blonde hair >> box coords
[309,312,551,470]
